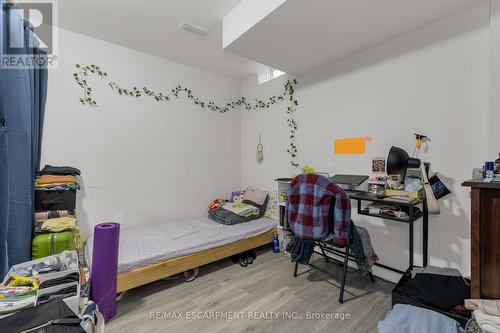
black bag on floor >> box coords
[0,298,84,333]
[392,268,471,327]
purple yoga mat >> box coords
[90,222,120,322]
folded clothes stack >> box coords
[35,165,81,192]
[34,166,80,212]
[208,187,270,226]
[222,202,259,217]
[33,165,82,260]
[35,209,76,224]
[465,299,500,333]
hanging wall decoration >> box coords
[256,133,264,164]
[73,64,299,167]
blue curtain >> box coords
[0,3,9,277]
[31,48,48,176]
[0,1,47,278]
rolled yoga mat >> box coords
[90,222,120,322]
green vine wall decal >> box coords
[73,64,299,167]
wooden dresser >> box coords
[462,179,500,299]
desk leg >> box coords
[423,201,428,267]
[409,208,414,269]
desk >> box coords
[276,180,429,274]
[348,192,428,273]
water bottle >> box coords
[272,235,280,253]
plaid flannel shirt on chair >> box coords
[286,173,351,246]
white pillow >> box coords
[243,187,268,205]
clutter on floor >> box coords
[231,250,257,267]
[465,299,500,333]
[0,250,102,332]
[183,268,200,282]
[0,250,79,313]
[465,319,484,333]
[378,304,464,333]
[392,266,471,327]
[0,298,85,333]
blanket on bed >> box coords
[209,197,268,225]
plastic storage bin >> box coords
[3,251,80,314]
[34,189,77,212]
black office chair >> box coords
[292,198,375,304]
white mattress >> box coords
[90,217,276,273]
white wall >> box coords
[241,5,490,281]
[490,1,500,157]
[42,28,242,240]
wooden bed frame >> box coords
[116,228,276,293]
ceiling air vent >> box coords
[179,21,208,36]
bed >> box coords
[90,216,276,293]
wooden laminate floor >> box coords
[107,248,393,333]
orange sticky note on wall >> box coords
[334,137,367,154]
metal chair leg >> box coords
[317,242,330,263]
[339,241,350,304]
[293,261,299,277]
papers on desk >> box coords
[383,196,419,204]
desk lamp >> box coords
[386,146,440,214]
[387,146,421,179]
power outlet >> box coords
[113,213,124,224]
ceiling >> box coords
[58,0,268,79]
[224,0,488,76]
[58,0,489,80]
